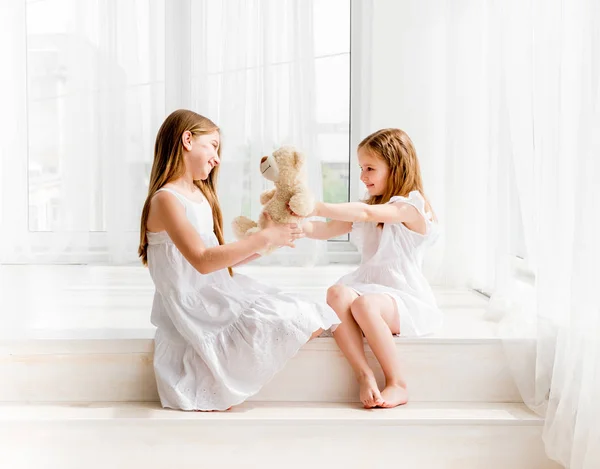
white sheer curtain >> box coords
[444,1,600,466]
[492,1,600,467]
[1,0,165,264]
[374,0,599,466]
[180,0,327,266]
[438,0,600,466]
[1,0,340,266]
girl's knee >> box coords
[350,295,376,322]
[351,295,370,311]
[327,285,352,307]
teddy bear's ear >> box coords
[294,150,305,168]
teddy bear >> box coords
[232,145,315,253]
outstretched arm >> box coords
[313,201,421,225]
[231,253,262,268]
[302,220,352,240]
[152,192,301,274]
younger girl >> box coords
[139,109,340,411]
[302,128,442,409]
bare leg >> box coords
[350,294,408,408]
[326,285,384,408]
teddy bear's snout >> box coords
[261,156,268,164]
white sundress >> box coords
[337,191,443,337]
[147,187,340,411]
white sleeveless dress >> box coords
[147,188,340,411]
[337,191,443,337]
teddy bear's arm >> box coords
[260,188,277,205]
[288,188,315,217]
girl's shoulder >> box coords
[388,190,423,206]
[147,187,189,233]
[154,185,208,206]
[389,191,436,224]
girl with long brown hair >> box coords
[141,109,339,411]
[302,128,442,409]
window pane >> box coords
[313,0,350,57]
[319,133,350,204]
[315,52,350,211]
[316,54,350,124]
[25,0,350,244]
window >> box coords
[314,0,351,207]
[3,0,358,263]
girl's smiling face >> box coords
[358,147,390,196]
[182,130,220,180]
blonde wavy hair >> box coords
[359,128,435,224]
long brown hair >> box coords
[139,109,232,275]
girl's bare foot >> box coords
[379,384,409,408]
[358,373,384,408]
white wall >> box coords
[365,0,450,280]
[369,0,448,203]
[366,0,494,285]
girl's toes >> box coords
[364,395,376,409]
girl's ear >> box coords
[182,131,193,151]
